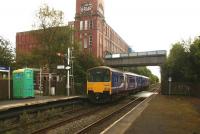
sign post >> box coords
[0,66,11,99]
[67,48,70,96]
[57,48,72,96]
[8,67,10,99]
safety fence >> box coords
[161,82,200,98]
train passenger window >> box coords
[119,76,124,83]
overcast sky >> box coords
[1,0,200,78]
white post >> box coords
[168,77,172,96]
[169,81,171,96]
[8,67,10,99]
[67,48,70,96]
[49,73,51,95]
[39,68,42,95]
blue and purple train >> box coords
[87,66,149,103]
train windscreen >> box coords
[88,68,110,82]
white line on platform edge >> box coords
[100,94,156,134]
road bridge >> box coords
[104,50,167,67]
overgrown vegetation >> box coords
[162,37,200,96]
[73,52,103,94]
[16,4,75,69]
[162,37,200,83]
[0,108,66,134]
[0,36,14,66]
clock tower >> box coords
[75,0,105,58]
[76,0,104,18]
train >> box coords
[87,66,150,103]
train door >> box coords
[124,74,128,91]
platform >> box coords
[0,96,83,112]
[101,94,200,134]
[133,91,157,98]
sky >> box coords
[1,0,200,78]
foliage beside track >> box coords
[0,36,14,66]
[161,37,200,96]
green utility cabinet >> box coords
[13,68,34,99]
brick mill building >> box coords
[16,0,130,58]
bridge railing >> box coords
[105,50,167,59]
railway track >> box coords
[1,85,160,134]
[75,97,145,134]
[75,86,159,134]
[0,106,87,133]
[0,98,87,133]
[31,97,145,134]
[32,87,159,134]
[31,104,114,134]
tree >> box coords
[188,38,200,82]
[73,52,104,94]
[162,37,200,84]
[32,5,77,68]
[167,43,189,82]
[0,36,14,66]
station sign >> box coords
[0,66,10,72]
[65,66,71,70]
[57,65,65,70]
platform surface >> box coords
[102,94,200,134]
[0,96,82,111]
[133,91,157,98]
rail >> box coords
[75,97,145,134]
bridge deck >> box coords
[104,50,167,67]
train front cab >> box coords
[87,67,112,103]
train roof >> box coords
[88,66,149,79]
[88,66,122,73]
[124,72,140,76]
[124,72,149,79]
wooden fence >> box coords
[0,80,13,100]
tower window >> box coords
[80,21,83,30]
[84,38,87,48]
[85,20,88,30]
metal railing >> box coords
[105,50,167,59]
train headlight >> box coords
[104,87,110,91]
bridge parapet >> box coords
[104,50,167,67]
[105,50,167,59]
